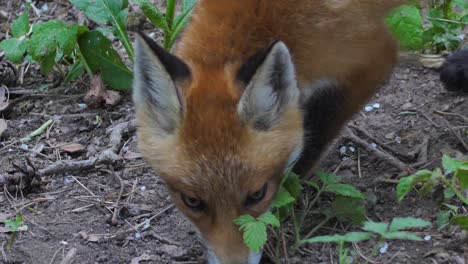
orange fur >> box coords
[136,0,407,263]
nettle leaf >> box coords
[302,232,373,244]
[332,196,366,225]
[324,183,363,199]
[78,30,132,90]
[442,155,463,172]
[386,5,424,50]
[133,0,169,31]
[11,4,30,38]
[5,214,24,232]
[389,217,431,232]
[382,231,423,241]
[436,210,450,230]
[362,221,388,235]
[316,171,341,185]
[304,180,320,190]
[28,20,80,73]
[396,170,432,202]
[450,215,468,230]
[0,38,28,64]
[64,61,85,83]
[242,221,267,253]
[271,189,295,208]
[283,171,303,199]
[258,212,280,228]
[170,0,197,47]
[233,214,256,226]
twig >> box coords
[443,120,468,152]
[418,110,440,128]
[357,149,362,178]
[49,245,65,264]
[59,247,77,264]
[434,110,468,122]
[102,169,124,226]
[352,242,378,264]
[344,128,411,173]
[1,241,7,263]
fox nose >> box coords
[207,249,263,264]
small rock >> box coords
[372,103,381,109]
[364,106,373,112]
[64,176,74,186]
[401,102,413,110]
[379,242,388,254]
[348,146,356,153]
[395,136,402,144]
[424,235,431,241]
[139,185,146,192]
[135,232,142,240]
[339,146,347,154]
[371,143,377,149]
[78,103,88,109]
[20,144,28,151]
[159,245,189,259]
[385,132,395,140]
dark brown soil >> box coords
[1,1,467,264]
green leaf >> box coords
[70,0,133,58]
[11,4,30,38]
[257,212,280,228]
[324,183,363,199]
[442,155,463,172]
[4,214,24,232]
[304,180,320,190]
[382,231,423,241]
[444,187,455,200]
[233,214,256,226]
[78,30,132,90]
[332,196,366,225]
[386,5,424,50]
[241,221,267,253]
[450,215,468,230]
[40,50,57,74]
[316,171,341,185]
[388,217,431,232]
[0,38,28,64]
[302,232,373,244]
[29,20,79,63]
[271,189,295,208]
[455,165,468,190]
[396,170,432,202]
[436,210,450,230]
[362,221,388,235]
[169,0,197,48]
[283,172,303,199]
[452,0,468,9]
[133,0,169,31]
[64,61,85,83]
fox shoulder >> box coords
[440,49,468,93]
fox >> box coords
[132,0,407,263]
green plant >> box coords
[397,155,468,231]
[302,217,431,264]
[2,214,28,250]
[134,0,197,50]
[234,171,367,261]
[386,1,468,53]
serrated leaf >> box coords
[257,212,280,228]
[0,38,28,64]
[316,171,341,185]
[332,196,366,225]
[242,221,267,253]
[362,221,388,235]
[283,172,303,199]
[386,5,424,50]
[12,4,30,38]
[233,214,256,226]
[78,30,132,90]
[396,170,432,203]
[271,190,295,208]
[442,155,463,172]
[133,0,169,31]
[389,217,431,232]
[302,232,373,244]
[382,231,423,241]
[450,215,468,230]
[324,183,363,199]
[304,180,320,190]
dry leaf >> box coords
[131,254,152,264]
[60,143,85,153]
[0,118,6,137]
[123,151,143,160]
[0,86,9,111]
[84,75,122,107]
[78,231,101,242]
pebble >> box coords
[379,242,389,254]
[64,176,74,186]
[395,136,402,144]
[385,132,395,140]
[372,103,381,109]
[348,146,356,153]
[139,185,147,192]
[135,232,142,240]
[424,235,431,241]
[339,146,347,154]
[364,106,374,112]
[20,144,28,151]
[78,103,88,109]
[371,143,377,149]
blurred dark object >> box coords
[0,60,18,87]
[440,49,468,93]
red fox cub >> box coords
[133,0,406,263]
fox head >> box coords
[133,33,304,264]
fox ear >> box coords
[133,33,191,135]
[236,41,299,130]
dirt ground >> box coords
[1,1,467,264]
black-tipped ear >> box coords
[236,41,299,130]
[133,33,191,135]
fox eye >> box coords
[245,183,268,207]
[181,193,205,211]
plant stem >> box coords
[54,62,66,80]
[76,45,93,77]
[100,0,134,59]
[165,0,176,29]
[21,119,54,143]
[299,187,323,229]
[365,238,383,264]
[443,178,468,205]
[290,207,301,247]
